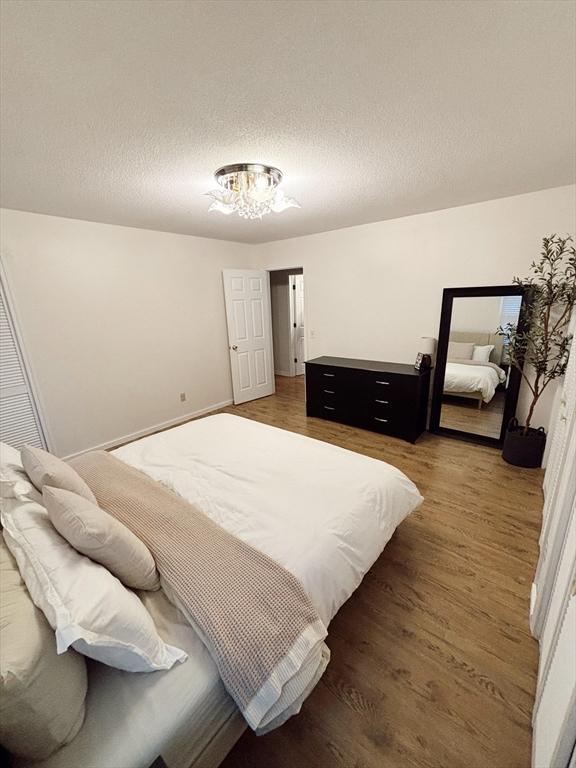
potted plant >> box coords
[501,234,575,468]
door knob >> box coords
[231,345,238,351]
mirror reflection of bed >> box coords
[439,295,521,440]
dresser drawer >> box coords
[359,412,399,434]
[307,381,344,400]
[356,370,417,399]
[358,391,410,414]
[306,394,349,422]
[306,365,355,388]
[306,367,348,413]
[306,386,348,413]
[362,397,415,430]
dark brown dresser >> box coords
[305,356,431,443]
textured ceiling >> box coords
[1,0,575,244]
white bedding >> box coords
[113,413,423,627]
[443,362,506,403]
[14,588,240,768]
[10,417,421,768]
[4,440,241,768]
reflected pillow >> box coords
[447,341,474,360]
[472,344,495,363]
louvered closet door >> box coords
[0,278,46,449]
[531,330,576,767]
[531,330,576,637]
[543,327,576,508]
[532,500,576,768]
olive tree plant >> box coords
[499,234,576,435]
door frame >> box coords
[266,266,306,379]
[288,273,305,377]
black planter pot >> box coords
[502,418,547,468]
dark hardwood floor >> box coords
[218,375,542,768]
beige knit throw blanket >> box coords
[70,450,329,733]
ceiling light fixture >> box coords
[205,163,300,220]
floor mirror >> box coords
[430,285,525,447]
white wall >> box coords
[450,295,504,334]
[0,209,253,457]
[253,185,576,431]
[2,185,574,457]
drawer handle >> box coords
[374,417,388,423]
[324,406,336,411]
[376,380,390,385]
[375,399,389,404]
[323,389,335,394]
[323,373,335,378]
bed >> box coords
[112,414,422,627]
[443,331,507,407]
[11,414,423,768]
[443,360,507,405]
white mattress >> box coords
[14,588,238,768]
[443,362,505,403]
[113,413,423,626]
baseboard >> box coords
[529,582,539,637]
[530,582,538,618]
[63,399,234,460]
[275,370,293,377]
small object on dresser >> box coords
[414,353,431,371]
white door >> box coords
[291,274,305,376]
[223,269,275,405]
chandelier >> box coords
[205,164,300,220]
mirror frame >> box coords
[430,285,526,447]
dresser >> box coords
[305,356,431,443]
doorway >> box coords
[269,268,305,377]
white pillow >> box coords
[0,441,42,503]
[472,344,495,363]
[43,486,160,591]
[0,441,22,465]
[0,495,187,673]
[21,445,97,504]
[0,533,87,759]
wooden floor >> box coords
[440,392,506,439]
[219,376,542,768]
